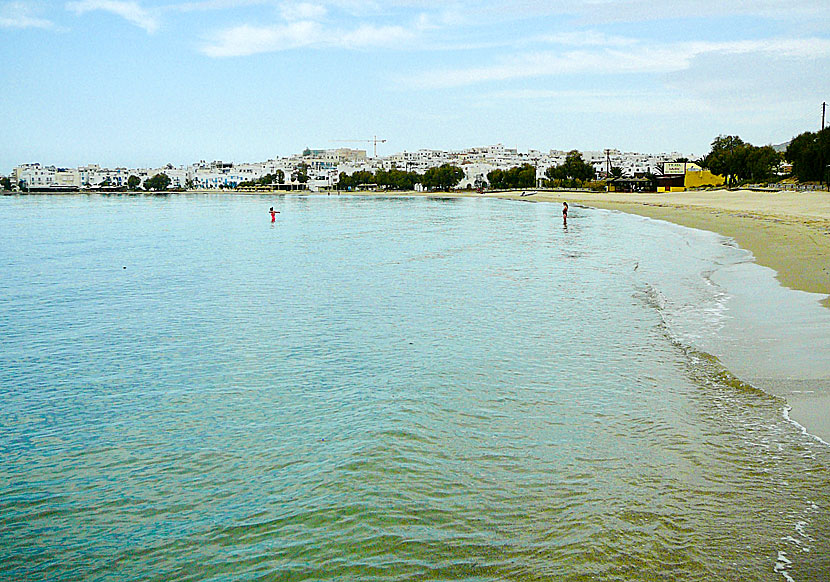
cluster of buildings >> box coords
[5,144,698,192]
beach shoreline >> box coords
[523,189,830,304]
[514,188,830,446]
[364,187,830,444]
[395,187,830,304]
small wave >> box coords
[782,406,830,449]
[775,551,795,582]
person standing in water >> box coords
[269,207,279,222]
[562,202,568,222]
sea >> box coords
[1,193,829,582]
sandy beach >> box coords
[548,188,830,443]
[518,189,830,303]
[375,187,830,444]
[518,188,830,445]
[384,187,830,302]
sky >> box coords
[1,0,829,172]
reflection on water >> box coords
[0,194,828,581]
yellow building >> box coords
[684,167,725,189]
[657,162,725,192]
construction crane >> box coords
[332,136,387,158]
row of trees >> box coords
[238,170,285,189]
[487,164,537,189]
[237,165,311,189]
[701,127,830,186]
[701,136,780,186]
[786,127,830,183]
[544,150,598,187]
[486,151,600,190]
[143,173,172,191]
[336,164,464,191]
[7,129,826,193]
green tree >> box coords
[144,173,171,191]
[487,168,506,189]
[391,169,420,190]
[375,168,390,189]
[703,135,782,185]
[702,135,746,186]
[786,127,830,183]
[185,178,194,190]
[127,175,141,190]
[745,145,780,183]
[514,164,537,188]
[422,164,464,191]
[292,163,309,184]
[275,169,285,184]
[610,166,624,179]
[337,170,375,190]
[485,164,536,189]
[337,172,351,190]
[545,150,596,186]
[0,176,11,190]
[376,168,419,191]
[257,173,275,186]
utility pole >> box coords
[823,101,826,131]
[604,149,612,177]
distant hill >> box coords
[772,141,790,153]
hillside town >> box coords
[5,144,695,192]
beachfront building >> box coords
[14,164,54,189]
[191,161,248,189]
[11,145,698,193]
[606,176,655,193]
[656,162,725,192]
[54,168,80,188]
[457,162,493,190]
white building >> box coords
[12,145,695,192]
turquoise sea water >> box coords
[1,193,829,581]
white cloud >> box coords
[414,7,466,31]
[169,0,268,11]
[477,87,711,117]
[461,0,829,24]
[340,24,413,48]
[682,38,830,59]
[404,36,830,89]
[201,19,415,56]
[0,2,55,29]
[280,2,327,21]
[406,47,681,89]
[534,31,637,47]
[66,0,159,33]
[201,20,323,56]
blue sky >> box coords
[2,0,829,172]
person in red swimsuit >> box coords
[562,201,568,222]
[269,207,279,222]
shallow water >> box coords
[1,193,828,581]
